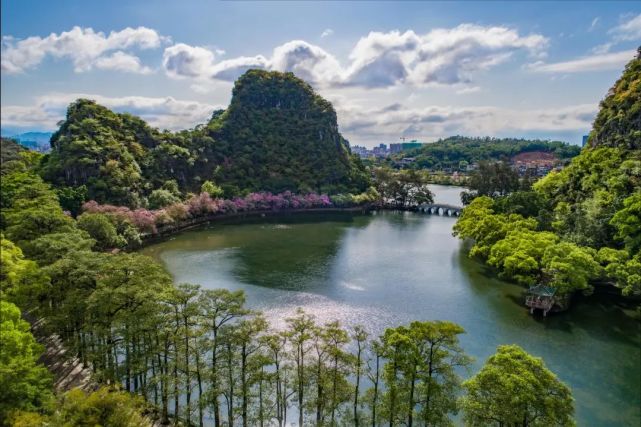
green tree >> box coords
[148,188,181,209]
[610,193,641,254]
[24,230,95,266]
[461,344,574,427]
[51,387,150,427]
[201,180,225,198]
[0,237,49,304]
[488,230,559,286]
[542,242,601,294]
[286,308,316,426]
[0,301,53,422]
[77,212,126,250]
[201,289,248,427]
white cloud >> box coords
[162,43,217,78]
[94,51,153,74]
[1,26,167,74]
[589,17,600,32]
[321,29,334,38]
[162,24,548,89]
[528,50,635,73]
[1,93,219,131]
[270,40,342,84]
[609,13,641,41]
[334,99,597,144]
[211,55,269,81]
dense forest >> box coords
[387,136,581,170]
[40,70,369,208]
[454,49,641,301]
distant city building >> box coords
[582,135,589,147]
[390,140,424,153]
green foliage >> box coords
[373,168,434,208]
[77,213,126,250]
[147,188,180,209]
[0,138,26,165]
[488,230,559,286]
[597,248,641,296]
[200,180,224,198]
[461,344,574,426]
[55,185,88,216]
[3,175,75,246]
[10,387,151,427]
[467,160,521,198]
[542,242,601,294]
[456,52,641,298]
[24,230,95,266]
[40,71,370,205]
[453,197,538,259]
[589,48,641,149]
[455,197,601,294]
[0,237,49,305]
[0,301,53,423]
[330,187,380,207]
[393,136,580,171]
[533,52,641,250]
[378,321,471,426]
[610,192,641,254]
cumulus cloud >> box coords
[609,13,641,41]
[162,43,217,78]
[343,25,547,88]
[270,40,342,84]
[1,26,167,74]
[321,29,334,38]
[1,93,219,131]
[162,24,548,89]
[528,49,636,73]
[94,51,153,74]
[333,99,597,144]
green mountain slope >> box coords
[535,48,641,249]
[212,70,368,193]
[41,70,369,206]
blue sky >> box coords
[2,1,639,146]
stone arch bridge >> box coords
[418,203,462,216]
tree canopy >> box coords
[461,344,574,426]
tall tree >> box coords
[461,344,574,426]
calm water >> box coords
[142,185,640,426]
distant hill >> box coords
[1,137,27,164]
[41,70,369,206]
[390,136,581,170]
[3,131,52,152]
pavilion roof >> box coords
[528,284,557,297]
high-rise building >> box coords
[582,135,589,147]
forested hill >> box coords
[212,70,368,192]
[41,70,369,207]
[535,48,641,251]
[396,136,580,170]
[455,49,641,299]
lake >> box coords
[142,185,640,426]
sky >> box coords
[1,1,640,147]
